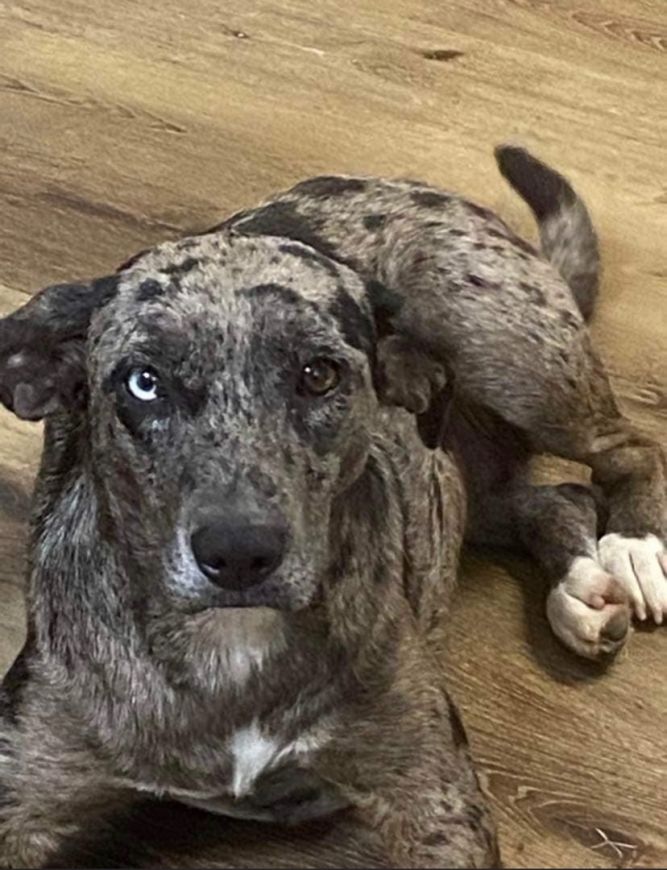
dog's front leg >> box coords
[0,702,129,869]
[317,682,500,869]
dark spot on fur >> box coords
[466,804,484,829]
[367,280,402,338]
[411,190,452,209]
[560,309,580,328]
[245,466,278,499]
[420,48,464,62]
[488,226,537,256]
[520,281,547,306]
[330,290,375,354]
[363,213,387,230]
[116,248,150,272]
[329,534,354,586]
[466,201,496,222]
[160,257,197,277]
[234,202,346,265]
[137,279,164,302]
[278,243,340,278]
[468,274,488,288]
[417,383,453,449]
[239,282,302,307]
[448,228,466,237]
[423,831,452,847]
[448,700,468,748]
[290,176,367,198]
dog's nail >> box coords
[601,610,629,642]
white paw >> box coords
[598,533,667,624]
[547,556,631,659]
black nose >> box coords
[190,516,287,590]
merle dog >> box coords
[0,145,664,868]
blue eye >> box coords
[126,368,160,402]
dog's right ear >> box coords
[0,276,119,421]
[368,279,448,413]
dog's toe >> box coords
[546,556,631,659]
[598,533,667,625]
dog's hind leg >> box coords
[454,410,632,660]
[494,481,630,660]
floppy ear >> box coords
[0,276,119,421]
[368,279,449,423]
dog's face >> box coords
[1,233,445,616]
[89,233,384,611]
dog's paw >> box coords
[546,556,631,659]
[597,533,667,624]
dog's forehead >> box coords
[90,233,374,366]
[116,232,364,311]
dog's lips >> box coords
[190,578,305,613]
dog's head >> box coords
[0,232,445,616]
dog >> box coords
[0,144,664,868]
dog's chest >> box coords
[168,719,346,823]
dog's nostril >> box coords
[190,516,287,591]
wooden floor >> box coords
[0,0,666,866]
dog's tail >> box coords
[494,144,600,321]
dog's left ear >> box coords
[0,276,119,420]
[368,279,448,413]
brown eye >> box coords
[299,358,341,396]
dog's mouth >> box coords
[164,566,318,614]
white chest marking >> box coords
[230,722,282,798]
[229,720,326,799]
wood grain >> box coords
[0,0,665,866]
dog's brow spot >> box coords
[330,289,374,352]
[160,257,198,277]
[239,282,302,307]
[290,176,367,198]
[363,214,387,230]
[420,48,464,62]
[411,190,452,209]
[137,279,165,302]
[278,242,340,278]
